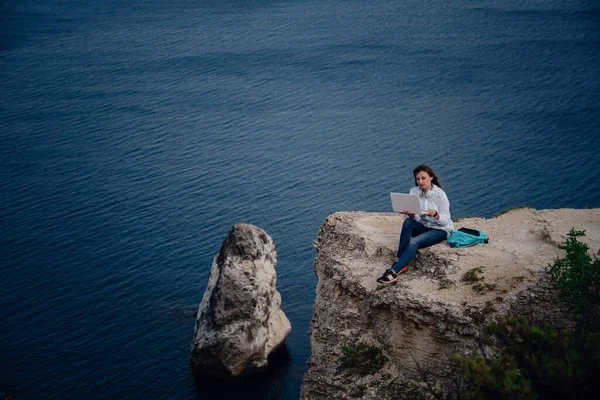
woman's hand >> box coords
[402,210,415,218]
[425,209,439,220]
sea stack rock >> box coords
[191,224,291,377]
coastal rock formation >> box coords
[191,224,291,377]
[301,208,600,399]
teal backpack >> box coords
[447,227,489,248]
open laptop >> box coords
[390,192,422,214]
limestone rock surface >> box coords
[191,224,291,377]
[301,208,600,399]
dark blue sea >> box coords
[1,0,599,398]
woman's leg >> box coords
[392,228,447,273]
[396,218,428,259]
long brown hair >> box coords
[413,164,442,188]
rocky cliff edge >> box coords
[301,208,600,399]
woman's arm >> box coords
[433,192,451,226]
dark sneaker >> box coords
[377,269,398,284]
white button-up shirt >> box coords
[409,184,454,236]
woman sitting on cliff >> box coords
[377,165,454,284]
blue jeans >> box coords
[392,218,447,272]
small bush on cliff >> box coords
[457,317,600,399]
[455,346,534,400]
[455,230,600,399]
[548,228,600,335]
[462,267,484,283]
[438,277,454,290]
[337,342,388,376]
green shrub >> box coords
[337,342,388,376]
[468,317,599,399]
[462,267,484,283]
[548,228,600,334]
[438,278,454,290]
[455,349,534,400]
